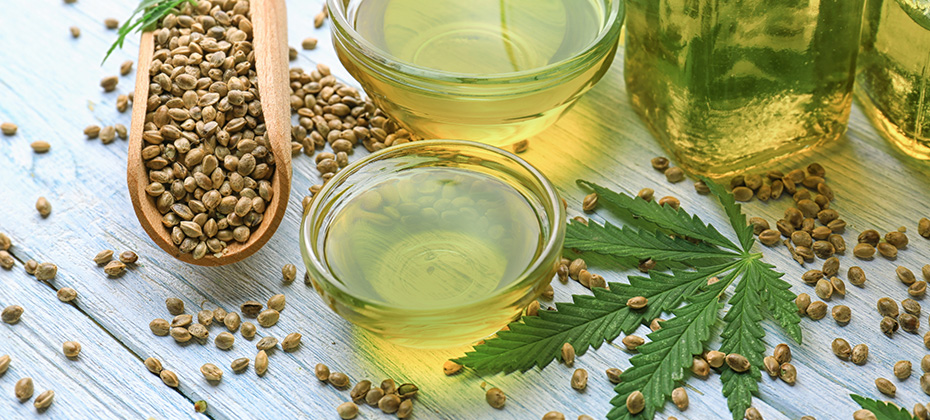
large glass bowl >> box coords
[300,140,565,348]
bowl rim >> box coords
[324,0,625,84]
[301,139,565,314]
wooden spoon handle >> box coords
[252,0,293,181]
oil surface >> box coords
[350,0,604,74]
[323,168,543,310]
[624,0,863,175]
[856,0,930,159]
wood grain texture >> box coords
[126,0,293,266]
[1,0,930,419]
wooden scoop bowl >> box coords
[127,0,292,266]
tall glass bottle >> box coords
[856,0,930,159]
[625,0,865,176]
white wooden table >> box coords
[2,0,929,419]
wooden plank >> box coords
[1,0,930,419]
[0,261,198,419]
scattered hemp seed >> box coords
[626,391,645,414]
[150,319,170,336]
[807,301,828,320]
[351,380,372,401]
[119,251,138,264]
[24,260,37,275]
[480,387,506,409]
[832,305,851,324]
[256,336,278,351]
[571,369,588,391]
[241,322,256,340]
[622,335,645,351]
[773,344,791,365]
[0,251,13,269]
[255,350,269,376]
[822,257,840,276]
[795,294,811,314]
[897,266,917,285]
[2,305,24,324]
[201,363,223,382]
[282,264,297,282]
[848,266,867,286]
[171,327,192,343]
[854,410,878,420]
[763,356,779,377]
[231,358,250,373]
[852,344,869,365]
[0,232,10,250]
[561,343,575,366]
[93,250,114,265]
[759,229,780,246]
[329,372,351,388]
[910,281,927,297]
[35,197,51,217]
[241,301,264,317]
[664,167,685,183]
[853,243,876,259]
[815,279,833,300]
[62,341,81,358]
[903,299,922,316]
[832,338,852,359]
[606,368,622,384]
[637,188,654,201]
[922,373,930,395]
[33,389,54,410]
[100,75,118,92]
[315,363,331,381]
[725,353,750,372]
[672,387,688,410]
[165,298,184,315]
[171,314,193,328]
[365,388,384,406]
[745,407,763,420]
[213,308,228,323]
[160,370,179,388]
[732,187,753,202]
[923,355,930,373]
[920,218,930,238]
[104,260,127,277]
[224,312,241,332]
[257,309,280,327]
[188,323,208,339]
[626,296,647,310]
[194,400,208,413]
[542,412,565,420]
[876,378,896,397]
[337,402,358,419]
[443,360,463,376]
[650,156,670,172]
[282,333,302,352]
[877,298,899,318]
[691,357,710,377]
[901,313,920,333]
[881,316,900,335]
[197,310,213,327]
[1,122,17,135]
[694,180,710,194]
[894,360,912,380]
[31,141,51,154]
[705,350,725,368]
[215,332,235,350]
[15,377,34,401]
[658,196,680,209]
[831,277,846,296]
[802,270,824,285]
[582,193,599,212]
[144,357,163,374]
[877,242,898,259]
[779,363,797,384]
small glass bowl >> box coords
[326,0,625,147]
[301,140,565,348]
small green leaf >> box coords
[608,271,736,420]
[702,177,755,253]
[719,260,766,420]
[565,219,741,265]
[752,258,802,343]
[577,180,741,252]
[103,0,196,64]
[454,262,740,373]
[850,394,916,420]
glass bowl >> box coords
[300,140,565,348]
[326,0,626,147]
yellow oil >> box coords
[336,0,616,145]
[323,168,544,310]
[856,0,930,159]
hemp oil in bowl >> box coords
[301,140,565,348]
[327,0,625,147]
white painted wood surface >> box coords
[1,0,929,419]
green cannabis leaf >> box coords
[850,394,916,420]
[455,178,801,420]
[103,0,197,64]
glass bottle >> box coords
[856,0,930,159]
[625,0,865,176]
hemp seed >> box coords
[255,350,268,376]
[282,332,302,352]
[201,363,223,382]
[848,266,866,286]
[894,360,912,380]
[149,319,169,336]
[626,391,645,414]
[779,363,797,384]
[485,387,506,409]
[606,368,622,384]
[15,377,34,401]
[93,250,114,265]
[256,336,278,350]
[832,305,851,324]
[165,298,184,315]
[571,368,588,390]
[852,344,869,365]
[282,264,297,282]
[672,387,688,410]
[160,370,179,388]
[561,342,575,366]
[807,301,828,320]
[337,402,358,419]
[241,322,256,340]
[215,332,235,350]
[144,357,163,374]
[315,363,330,381]
[2,305,24,324]
[231,358,250,373]
[832,338,851,359]
[876,378,896,397]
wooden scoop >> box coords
[127,0,292,266]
